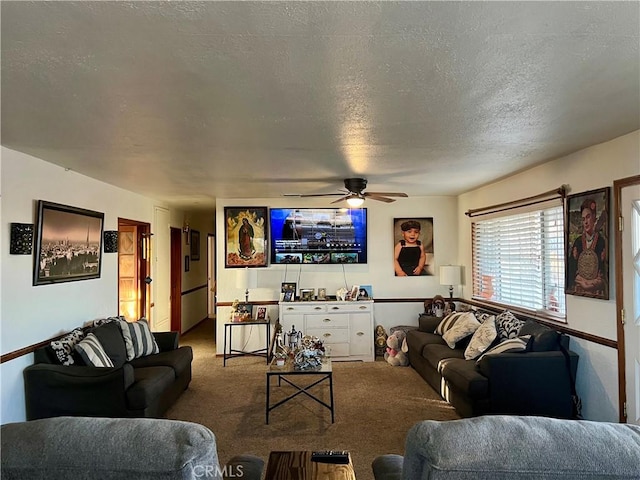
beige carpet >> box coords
[166,319,459,480]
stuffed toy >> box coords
[384,330,409,366]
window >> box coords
[472,204,565,317]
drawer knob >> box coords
[331,306,339,310]
[359,306,367,309]
[323,318,331,323]
[323,333,332,337]
[286,307,294,311]
[314,306,322,310]
[357,331,364,336]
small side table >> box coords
[223,321,271,366]
[264,451,355,480]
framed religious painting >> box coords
[224,207,268,268]
[565,187,610,300]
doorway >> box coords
[170,227,183,333]
[117,218,151,323]
[615,175,640,424]
[207,233,217,342]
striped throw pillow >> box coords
[476,335,531,364]
[434,312,467,335]
[118,318,159,360]
[74,333,114,368]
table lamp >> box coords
[439,265,462,300]
[236,267,257,303]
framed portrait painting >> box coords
[190,230,200,261]
[393,217,435,276]
[225,207,268,268]
[565,187,610,300]
[33,201,104,286]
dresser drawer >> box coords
[281,303,327,314]
[326,302,373,313]
[306,327,350,344]
[305,314,349,329]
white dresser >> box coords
[278,300,374,362]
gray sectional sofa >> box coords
[1,416,264,480]
[407,312,579,418]
[23,318,192,419]
[372,415,640,480]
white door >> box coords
[623,182,640,425]
[153,206,171,332]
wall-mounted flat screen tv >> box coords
[270,208,367,264]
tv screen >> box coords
[270,208,367,264]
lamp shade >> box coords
[236,267,257,290]
[439,265,462,286]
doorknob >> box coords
[145,276,152,284]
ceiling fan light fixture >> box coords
[346,196,365,207]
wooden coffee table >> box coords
[264,451,356,480]
[266,359,334,424]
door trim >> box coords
[170,227,182,333]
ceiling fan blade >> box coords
[330,195,352,204]
[282,193,345,197]
[363,192,408,197]
[365,194,396,203]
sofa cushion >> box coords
[50,328,85,365]
[476,335,530,363]
[90,321,127,367]
[495,310,525,342]
[74,333,115,368]
[423,343,465,370]
[434,312,468,335]
[438,358,489,399]
[129,346,193,378]
[119,318,160,360]
[520,319,561,351]
[464,315,497,360]
[442,312,480,348]
[406,329,447,354]
[418,315,442,333]
[126,366,175,410]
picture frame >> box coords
[184,255,190,272]
[348,285,360,301]
[281,282,297,294]
[190,230,200,261]
[317,287,327,300]
[283,290,295,302]
[233,303,253,322]
[300,288,315,301]
[255,306,268,321]
[358,285,373,299]
[33,201,104,286]
[393,217,435,276]
[224,207,268,268]
[565,187,610,300]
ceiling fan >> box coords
[284,178,408,206]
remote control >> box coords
[311,450,350,464]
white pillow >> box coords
[434,312,466,335]
[441,312,480,349]
[464,315,497,360]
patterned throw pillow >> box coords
[476,335,531,363]
[50,328,85,365]
[118,318,159,360]
[464,315,497,360]
[495,311,525,342]
[74,333,115,368]
[434,312,466,335]
[92,315,125,327]
[441,312,481,349]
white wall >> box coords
[215,196,459,351]
[458,130,640,422]
[0,147,177,423]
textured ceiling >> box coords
[2,1,639,209]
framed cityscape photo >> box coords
[565,187,610,300]
[224,207,268,268]
[33,201,104,286]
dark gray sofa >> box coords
[372,415,640,480]
[24,320,192,420]
[1,416,264,480]
[407,314,579,418]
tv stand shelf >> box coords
[278,300,374,362]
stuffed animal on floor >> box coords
[384,330,409,366]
